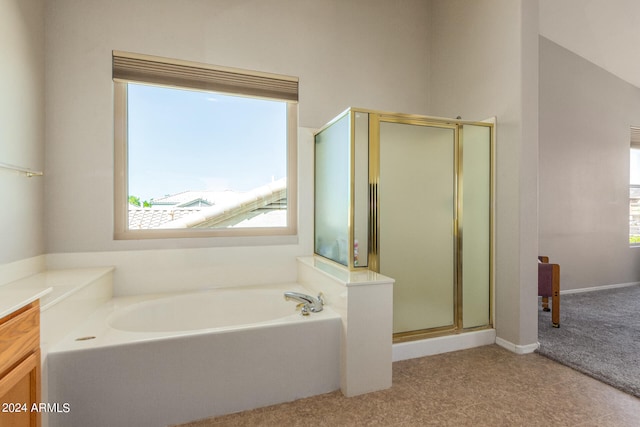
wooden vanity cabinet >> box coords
[0,301,41,427]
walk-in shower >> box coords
[314,108,494,342]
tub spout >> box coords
[284,291,324,314]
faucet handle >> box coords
[317,292,325,306]
[296,303,310,316]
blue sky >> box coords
[127,83,287,202]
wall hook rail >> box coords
[0,161,44,177]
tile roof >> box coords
[129,178,287,230]
[128,207,202,229]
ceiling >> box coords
[539,0,640,89]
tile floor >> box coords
[176,345,640,426]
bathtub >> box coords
[46,284,342,427]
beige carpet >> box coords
[537,285,640,398]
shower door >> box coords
[377,119,458,335]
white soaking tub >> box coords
[47,283,341,427]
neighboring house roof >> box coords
[128,207,202,229]
[191,199,286,228]
[159,178,287,229]
[175,198,213,208]
[129,178,287,230]
[151,191,218,207]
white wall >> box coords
[0,0,45,265]
[10,0,635,369]
[428,0,539,348]
[539,37,640,291]
[42,0,431,293]
[7,0,543,350]
[539,0,640,90]
[44,0,431,252]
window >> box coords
[630,127,640,246]
[113,51,298,239]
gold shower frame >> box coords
[314,108,495,342]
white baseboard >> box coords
[495,337,539,354]
[561,281,640,295]
[392,329,496,362]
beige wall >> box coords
[0,0,45,264]
[9,0,639,351]
[44,0,431,255]
[539,36,640,290]
[7,0,546,349]
[539,0,640,90]
[428,0,539,347]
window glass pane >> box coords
[630,149,640,245]
[126,83,288,230]
[630,148,640,185]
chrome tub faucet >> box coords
[284,291,324,315]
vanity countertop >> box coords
[0,267,113,318]
[0,286,52,318]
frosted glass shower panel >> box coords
[379,122,456,333]
[461,124,491,328]
[315,114,351,266]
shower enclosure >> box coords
[314,108,494,341]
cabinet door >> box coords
[0,349,41,427]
